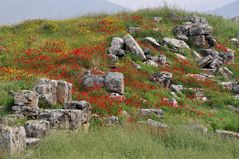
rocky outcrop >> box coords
[0,126,26,155]
[173,15,216,48]
[33,78,72,106]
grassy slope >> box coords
[0,7,239,158]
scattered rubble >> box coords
[174,15,216,48]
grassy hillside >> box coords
[0,6,239,158]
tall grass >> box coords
[9,125,239,159]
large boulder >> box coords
[124,34,147,61]
[39,109,91,130]
[82,72,105,89]
[149,72,173,88]
[24,120,50,138]
[0,126,26,155]
[33,78,72,105]
[104,72,124,94]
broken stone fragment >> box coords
[186,74,208,81]
[144,37,161,48]
[26,138,40,147]
[184,15,208,24]
[124,34,147,61]
[144,59,158,67]
[82,74,105,89]
[33,78,72,105]
[216,129,239,139]
[209,57,223,71]
[157,54,167,66]
[197,55,213,68]
[219,67,233,78]
[232,83,239,94]
[199,49,219,57]
[111,37,125,50]
[149,72,173,88]
[192,51,202,60]
[189,35,206,47]
[140,109,164,118]
[219,50,235,64]
[188,88,208,101]
[152,17,162,22]
[64,100,91,110]
[230,38,238,47]
[127,27,140,34]
[170,84,183,94]
[163,37,190,50]
[175,53,187,60]
[13,90,39,108]
[220,82,234,90]
[24,120,50,138]
[0,126,26,155]
[108,53,119,64]
[188,24,212,36]
[108,47,125,57]
[106,116,119,126]
[104,72,124,94]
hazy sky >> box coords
[109,0,235,11]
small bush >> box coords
[40,23,59,34]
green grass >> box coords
[8,125,239,159]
